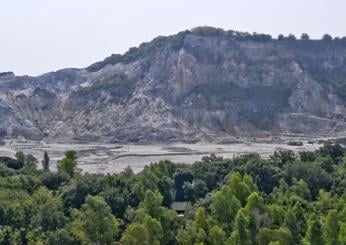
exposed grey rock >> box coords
[1,29,346,142]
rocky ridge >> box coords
[1,27,346,142]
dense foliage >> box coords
[0,141,346,244]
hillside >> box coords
[1,27,346,142]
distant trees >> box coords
[277,34,297,41]
[301,33,310,40]
[287,34,297,41]
[189,26,273,42]
[322,34,333,42]
[15,151,37,170]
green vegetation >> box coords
[0,141,346,244]
[42,151,50,171]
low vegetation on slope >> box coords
[0,141,346,244]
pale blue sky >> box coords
[1,0,345,76]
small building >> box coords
[171,202,188,216]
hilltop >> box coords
[1,27,346,142]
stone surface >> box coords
[1,30,346,142]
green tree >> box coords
[15,151,25,167]
[306,216,324,245]
[211,186,241,231]
[102,188,127,219]
[157,176,174,207]
[25,154,38,169]
[65,150,77,161]
[192,179,208,200]
[269,150,295,168]
[42,151,50,171]
[208,225,226,245]
[174,169,194,201]
[258,227,292,245]
[195,207,208,232]
[159,208,177,245]
[121,224,149,245]
[319,141,344,163]
[339,223,346,244]
[324,209,339,245]
[141,190,163,219]
[30,187,67,231]
[58,151,78,177]
[47,227,80,245]
[176,220,206,245]
[183,181,194,202]
[71,195,119,244]
[230,210,250,245]
[143,216,163,245]
[227,173,256,206]
[285,208,302,244]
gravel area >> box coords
[0,138,324,174]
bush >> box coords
[40,172,71,190]
[287,141,303,146]
[0,157,22,170]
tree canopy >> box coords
[0,142,346,244]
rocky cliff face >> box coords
[1,28,346,142]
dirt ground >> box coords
[0,138,326,174]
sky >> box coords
[1,0,346,76]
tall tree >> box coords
[306,216,324,245]
[230,210,250,245]
[141,190,163,219]
[324,209,339,245]
[25,154,38,169]
[285,209,302,244]
[208,225,226,245]
[15,151,25,167]
[211,186,241,231]
[58,151,78,177]
[339,223,346,244]
[42,151,50,171]
[143,216,163,245]
[71,195,119,244]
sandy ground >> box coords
[0,139,323,174]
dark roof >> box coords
[171,202,188,211]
